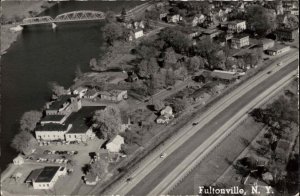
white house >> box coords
[167,14,182,23]
[129,29,144,41]
[31,166,66,190]
[231,34,249,49]
[65,127,95,142]
[73,87,88,98]
[160,106,173,118]
[13,155,24,165]
[192,14,206,27]
[227,20,246,33]
[84,173,99,185]
[106,135,124,153]
[156,115,171,124]
[35,124,73,141]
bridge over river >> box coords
[20,1,152,27]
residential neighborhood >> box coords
[1,0,298,195]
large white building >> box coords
[227,20,246,33]
[35,124,72,141]
[26,166,66,190]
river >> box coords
[0,1,142,171]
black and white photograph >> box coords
[0,0,299,195]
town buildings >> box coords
[156,106,174,124]
[231,34,250,49]
[129,29,144,41]
[211,70,239,82]
[260,39,275,50]
[227,20,246,34]
[275,28,298,41]
[99,90,128,102]
[265,45,290,56]
[26,166,66,189]
[106,135,125,153]
[13,155,24,165]
[167,14,182,23]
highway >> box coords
[105,50,298,196]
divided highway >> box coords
[105,51,298,196]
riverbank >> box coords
[1,1,57,55]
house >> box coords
[227,20,246,33]
[35,124,73,141]
[167,14,182,23]
[231,34,249,49]
[160,106,173,118]
[181,28,200,39]
[211,70,239,81]
[73,87,88,98]
[191,14,206,27]
[159,12,168,20]
[156,115,170,124]
[65,127,95,142]
[129,29,144,41]
[202,28,222,39]
[84,89,99,99]
[28,166,66,189]
[99,90,128,102]
[260,39,275,50]
[84,173,99,185]
[13,155,24,165]
[265,45,290,56]
[106,135,124,153]
[40,114,69,125]
[133,21,145,29]
[191,90,207,102]
[275,28,298,41]
[45,95,82,115]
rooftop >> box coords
[25,168,43,183]
[47,95,76,110]
[66,106,105,134]
[41,115,66,122]
[227,20,245,25]
[232,34,249,39]
[35,166,60,183]
[211,70,238,80]
[85,89,99,97]
[35,123,70,132]
[267,44,290,51]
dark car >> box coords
[192,122,199,126]
[267,71,272,74]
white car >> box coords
[160,153,167,158]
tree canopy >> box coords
[49,82,67,97]
[89,159,109,178]
[93,106,122,140]
[11,130,37,155]
[20,110,42,132]
[102,22,125,45]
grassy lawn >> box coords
[170,117,265,195]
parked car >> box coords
[160,153,167,158]
[192,122,199,126]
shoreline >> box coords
[1,1,58,55]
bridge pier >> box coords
[51,23,57,29]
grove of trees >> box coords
[20,111,42,132]
[11,130,38,155]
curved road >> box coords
[125,59,298,195]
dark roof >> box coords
[25,168,43,183]
[66,106,106,134]
[41,115,66,122]
[232,34,249,39]
[36,123,69,132]
[85,89,98,97]
[48,95,72,110]
[35,166,60,183]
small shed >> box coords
[13,155,24,165]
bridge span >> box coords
[21,10,106,26]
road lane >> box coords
[127,60,298,196]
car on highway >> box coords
[126,177,132,183]
[192,122,199,126]
[160,153,167,158]
[166,86,173,90]
[267,71,272,74]
[277,62,282,66]
[144,99,149,102]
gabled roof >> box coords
[41,115,66,122]
[47,95,75,110]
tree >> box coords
[246,5,277,36]
[163,47,177,68]
[172,98,189,113]
[165,69,176,86]
[159,27,191,54]
[137,58,159,78]
[89,159,108,178]
[102,22,124,45]
[105,11,116,23]
[285,14,299,29]
[20,111,42,132]
[49,82,67,97]
[187,56,205,72]
[93,106,122,140]
[11,130,37,155]
[145,8,160,20]
[75,65,83,78]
